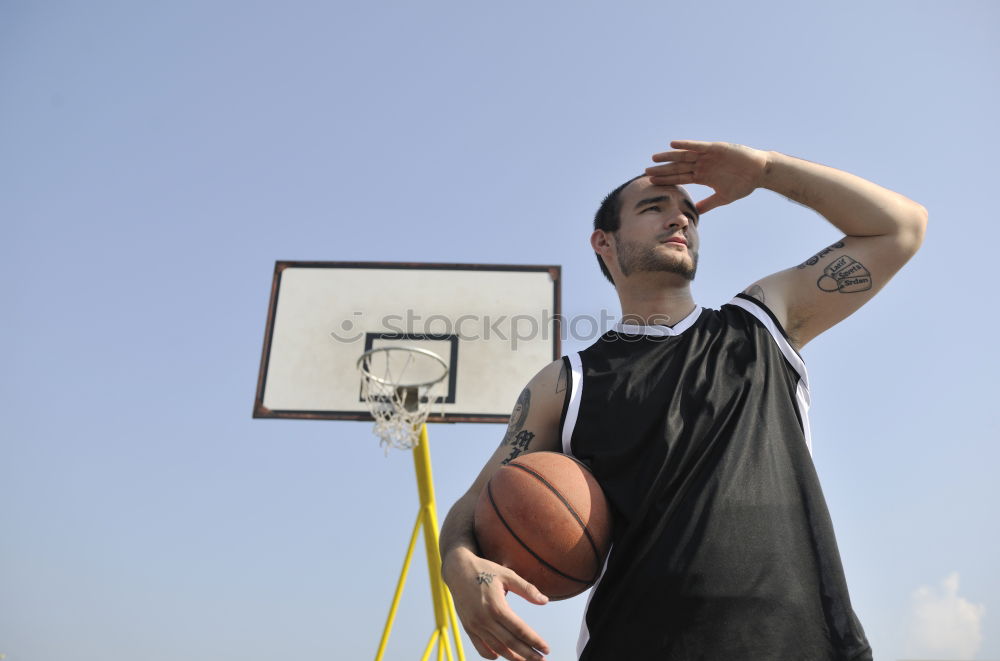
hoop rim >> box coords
[356,346,449,388]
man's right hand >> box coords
[443,547,551,661]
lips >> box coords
[662,236,688,246]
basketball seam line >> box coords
[487,481,591,586]
[489,466,600,585]
[509,462,603,580]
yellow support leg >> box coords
[420,629,440,661]
[374,511,424,661]
[444,581,464,659]
[373,425,466,661]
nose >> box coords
[665,210,689,230]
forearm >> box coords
[439,492,481,576]
[760,151,927,244]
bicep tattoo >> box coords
[500,387,531,447]
[797,240,845,269]
[816,254,873,293]
[499,387,536,465]
[501,430,536,465]
[797,241,873,293]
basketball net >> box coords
[357,347,449,452]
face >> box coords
[604,177,700,282]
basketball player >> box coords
[439,140,927,660]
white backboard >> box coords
[254,261,562,424]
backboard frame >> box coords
[253,260,562,424]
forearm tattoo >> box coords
[816,254,872,293]
[477,572,495,585]
[500,387,536,464]
[797,240,845,269]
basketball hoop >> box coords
[357,346,449,452]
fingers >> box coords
[670,139,713,150]
[645,161,694,176]
[695,192,725,215]
[646,172,696,187]
[479,628,546,661]
[651,149,698,163]
[649,146,700,186]
[465,613,545,661]
[652,140,714,162]
[645,164,695,188]
[462,587,550,660]
[497,608,550,656]
[470,633,500,659]
[504,572,549,606]
[645,159,696,188]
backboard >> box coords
[253,261,561,424]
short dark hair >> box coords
[593,174,644,284]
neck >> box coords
[615,276,697,327]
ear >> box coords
[591,229,613,256]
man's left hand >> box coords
[646,140,769,214]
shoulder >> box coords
[723,292,809,374]
[516,359,568,422]
[529,358,567,388]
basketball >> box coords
[473,451,613,600]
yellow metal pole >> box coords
[413,425,448,627]
[372,424,466,660]
[374,509,424,661]
[420,629,440,661]
[413,425,466,661]
[440,624,453,661]
[444,581,465,661]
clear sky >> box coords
[2,1,998,660]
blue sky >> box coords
[2,1,998,660]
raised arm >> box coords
[646,140,928,348]
[439,358,566,661]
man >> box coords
[439,140,927,660]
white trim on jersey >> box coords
[727,296,813,454]
[576,547,612,658]
[563,352,584,456]
[613,305,703,337]
[562,351,601,658]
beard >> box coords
[615,238,698,281]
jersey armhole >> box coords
[732,292,802,359]
[726,294,814,454]
[559,353,583,457]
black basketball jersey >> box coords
[560,295,872,660]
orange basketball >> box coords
[473,451,613,600]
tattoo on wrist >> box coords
[477,572,496,585]
[797,240,845,269]
[816,254,872,293]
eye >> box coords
[684,212,698,225]
[642,206,661,213]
